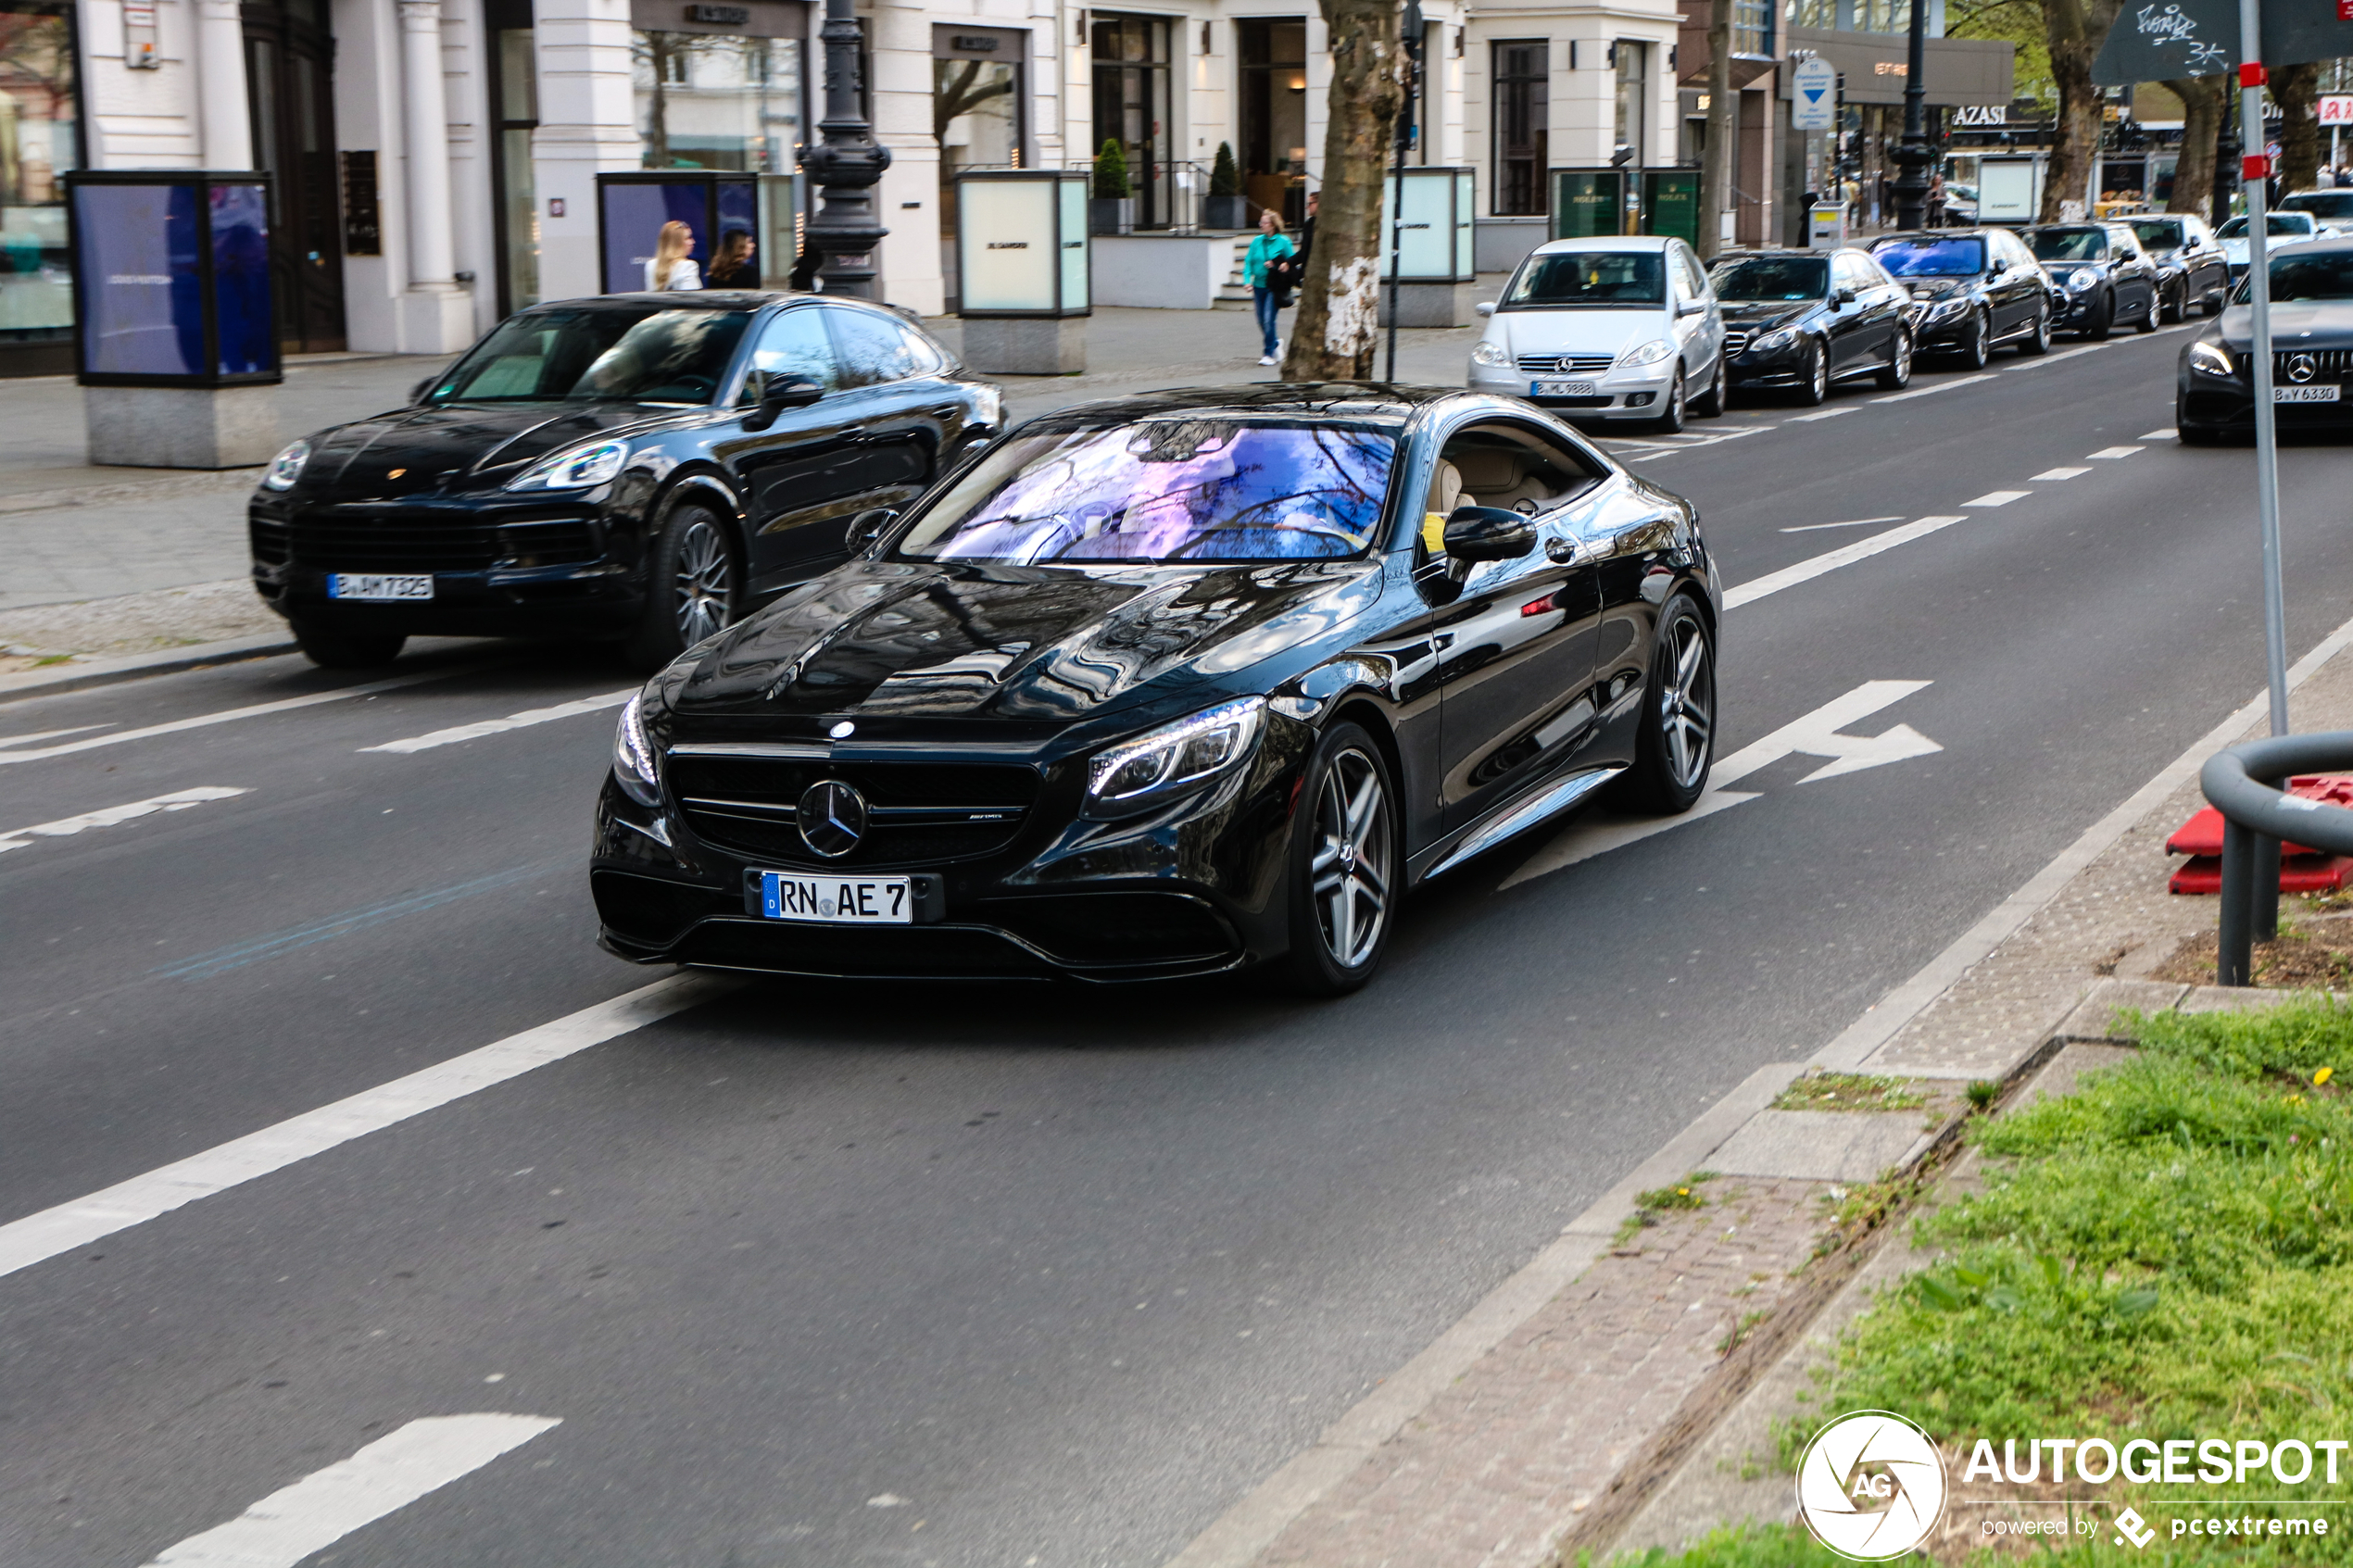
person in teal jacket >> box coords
[1243,211,1295,366]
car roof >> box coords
[1871,229,1993,241]
[1016,383,1471,433]
[1710,247,1838,259]
[1529,234,1680,254]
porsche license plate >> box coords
[758,870,912,924]
[2275,384,2342,403]
[1531,379,1598,398]
[328,572,434,600]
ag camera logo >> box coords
[1795,1411,1948,1561]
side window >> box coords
[1995,232,2030,269]
[824,305,925,387]
[1678,245,1709,299]
[1831,254,1861,293]
[1428,422,1605,543]
[739,307,838,403]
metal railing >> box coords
[1063,159,1277,233]
[2198,733,2353,984]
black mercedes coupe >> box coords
[591,385,1723,993]
[2178,238,2353,442]
[248,293,1001,669]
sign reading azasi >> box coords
[2092,0,2353,82]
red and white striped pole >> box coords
[2238,0,2290,734]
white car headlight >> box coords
[261,438,311,491]
[2066,270,2100,294]
[2188,340,2236,378]
[1752,328,1797,354]
[1617,338,1677,369]
[1470,339,1512,369]
[612,690,661,807]
[508,438,630,491]
[1085,696,1265,816]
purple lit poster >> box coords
[210,182,272,375]
[76,182,203,378]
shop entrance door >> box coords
[245,0,346,353]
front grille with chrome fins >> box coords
[2275,348,2353,383]
[1514,353,1615,375]
[665,747,1039,866]
[254,511,598,571]
[1722,330,1753,356]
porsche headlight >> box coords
[261,438,311,492]
[1617,338,1677,369]
[2066,270,2100,294]
[612,690,661,807]
[1085,696,1265,816]
[508,438,630,492]
[2188,340,2236,378]
[1752,328,1797,354]
[1470,339,1512,369]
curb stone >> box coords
[0,633,298,702]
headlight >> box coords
[612,690,661,807]
[1752,328,1797,354]
[1928,296,1969,320]
[1470,339,1512,369]
[2188,340,2236,378]
[1617,338,1677,369]
[1085,696,1265,816]
[2066,270,2099,294]
[261,438,310,491]
[508,438,630,491]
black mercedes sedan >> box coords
[590,385,1723,993]
[249,293,1001,670]
[2125,213,2231,320]
[1869,227,2054,364]
[1706,247,1913,403]
[2023,223,2161,338]
[2178,239,2353,442]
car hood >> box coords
[1491,307,1665,357]
[2216,301,2353,350]
[295,401,704,498]
[1720,300,1820,330]
[1887,274,1982,298]
[671,558,1384,724]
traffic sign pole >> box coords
[2237,1,2290,736]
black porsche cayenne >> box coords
[248,292,1001,670]
[590,384,1723,993]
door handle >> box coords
[1544,536,1579,565]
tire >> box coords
[1793,341,1829,406]
[1957,308,1991,369]
[1692,354,1727,418]
[2135,290,2159,332]
[2016,305,2051,356]
[290,618,406,670]
[1649,368,1688,434]
[1875,328,1914,389]
[1281,721,1401,997]
[623,500,740,671]
[1609,595,1717,816]
[2179,422,2224,446]
[2160,282,2185,324]
[2087,292,2114,340]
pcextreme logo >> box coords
[1795,1411,1949,1561]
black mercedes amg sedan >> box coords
[2178,239,2353,442]
[590,384,1723,993]
[248,292,1001,669]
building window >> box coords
[488,5,537,316]
[1733,0,1774,56]
[0,0,73,370]
[1092,13,1176,227]
[1614,41,1649,169]
[634,31,804,173]
[1236,18,1306,227]
[935,27,1026,308]
[1491,40,1546,216]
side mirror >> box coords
[848,508,899,553]
[1475,301,1497,317]
[741,375,824,432]
[1989,257,2008,275]
[410,375,438,405]
[1677,297,1708,316]
[1833,287,1857,307]
[1441,505,1536,562]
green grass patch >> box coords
[1771,1073,1929,1113]
[1615,1172,1718,1245]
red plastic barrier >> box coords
[2168,776,2353,894]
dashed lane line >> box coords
[1780,516,1904,533]
[2142,427,2178,441]
[1785,407,1857,422]
[1721,517,1967,610]
[141,1414,560,1568]
[2031,467,2091,481]
[0,666,488,766]
[2005,344,2108,370]
[1871,372,1997,404]
[362,689,634,754]
[2085,445,2144,459]
[1964,490,2031,507]
[0,787,249,854]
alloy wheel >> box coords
[1965,309,1990,368]
[673,519,734,646]
[1309,748,1392,970]
[1804,345,1828,404]
[1659,613,1715,791]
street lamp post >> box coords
[798,0,890,298]
[1383,0,1425,384]
[1890,0,1932,229]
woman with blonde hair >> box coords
[645,220,702,291]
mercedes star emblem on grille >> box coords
[796,779,869,858]
[2288,354,2319,384]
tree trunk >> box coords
[2039,0,2123,221]
[1281,0,1405,383]
[2164,75,2224,217]
[1698,0,1736,259]
[2277,62,2322,194]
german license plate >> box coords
[2275,384,2342,403]
[328,572,434,600]
[758,870,912,924]
[1531,379,1598,397]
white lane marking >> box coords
[0,666,483,766]
[0,724,109,749]
[1785,407,1857,422]
[2004,344,2107,370]
[1721,517,1966,610]
[142,1414,560,1568]
[1964,490,2030,507]
[2030,467,2091,481]
[2085,445,2144,459]
[1872,372,1996,404]
[1501,682,1938,888]
[2141,427,2178,441]
[0,786,248,855]
[362,689,634,754]
[0,972,733,1282]
[1779,516,1904,533]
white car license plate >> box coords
[2275,384,2342,403]
[328,572,434,600]
[759,870,912,924]
[1530,379,1598,398]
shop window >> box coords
[0,0,80,370]
[1236,17,1306,226]
[634,31,804,174]
[1614,41,1649,169]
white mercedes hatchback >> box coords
[1466,234,1728,433]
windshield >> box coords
[427,306,753,403]
[2246,251,2353,302]
[2283,193,2353,220]
[895,420,1397,565]
[1504,251,1666,307]
[2031,229,2108,261]
[2218,215,2315,239]
[1707,256,1828,300]
[1871,238,1984,277]
[2129,220,2185,251]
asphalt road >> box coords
[4,326,2347,1568]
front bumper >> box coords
[1467,361,1677,419]
[1724,342,1809,388]
[2180,375,2353,433]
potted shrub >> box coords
[1090,138,1136,234]
[1205,142,1245,231]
